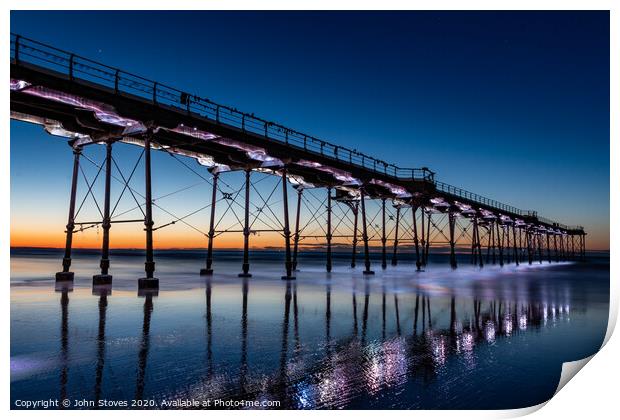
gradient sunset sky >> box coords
[10,11,610,250]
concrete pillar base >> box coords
[281,275,296,280]
[363,270,375,275]
[238,273,252,278]
[93,274,113,285]
[55,271,74,282]
[200,268,214,276]
[138,277,159,290]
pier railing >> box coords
[434,181,534,217]
[536,216,584,231]
[435,181,584,230]
[10,33,433,182]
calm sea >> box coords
[10,248,609,409]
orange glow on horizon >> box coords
[10,226,609,251]
[10,226,289,249]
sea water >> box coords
[10,248,609,409]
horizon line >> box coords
[9,245,611,253]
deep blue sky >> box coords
[10,11,609,249]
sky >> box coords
[10,11,609,250]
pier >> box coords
[9,33,586,291]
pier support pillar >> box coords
[505,225,511,264]
[351,201,359,268]
[139,131,159,290]
[574,235,578,259]
[560,234,565,261]
[582,234,586,260]
[546,233,552,263]
[448,211,457,269]
[538,233,543,264]
[492,221,497,264]
[497,222,504,267]
[201,172,219,275]
[471,220,477,266]
[381,198,387,269]
[424,210,431,266]
[94,141,114,285]
[516,227,522,263]
[360,188,374,275]
[527,229,533,265]
[563,234,567,261]
[292,188,303,271]
[472,216,483,267]
[485,225,491,264]
[238,169,252,278]
[413,206,422,270]
[391,207,400,266]
[476,218,484,268]
[420,208,426,266]
[56,144,82,282]
[512,224,519,266]
[326,187,332,273]
[281,168,295,280]
[575,235,579,260]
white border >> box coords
[3,2,616,419]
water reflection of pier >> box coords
[55,282,159,406]
[56,282,71,408]
[170,279,574,409]
[55,278,575,408]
